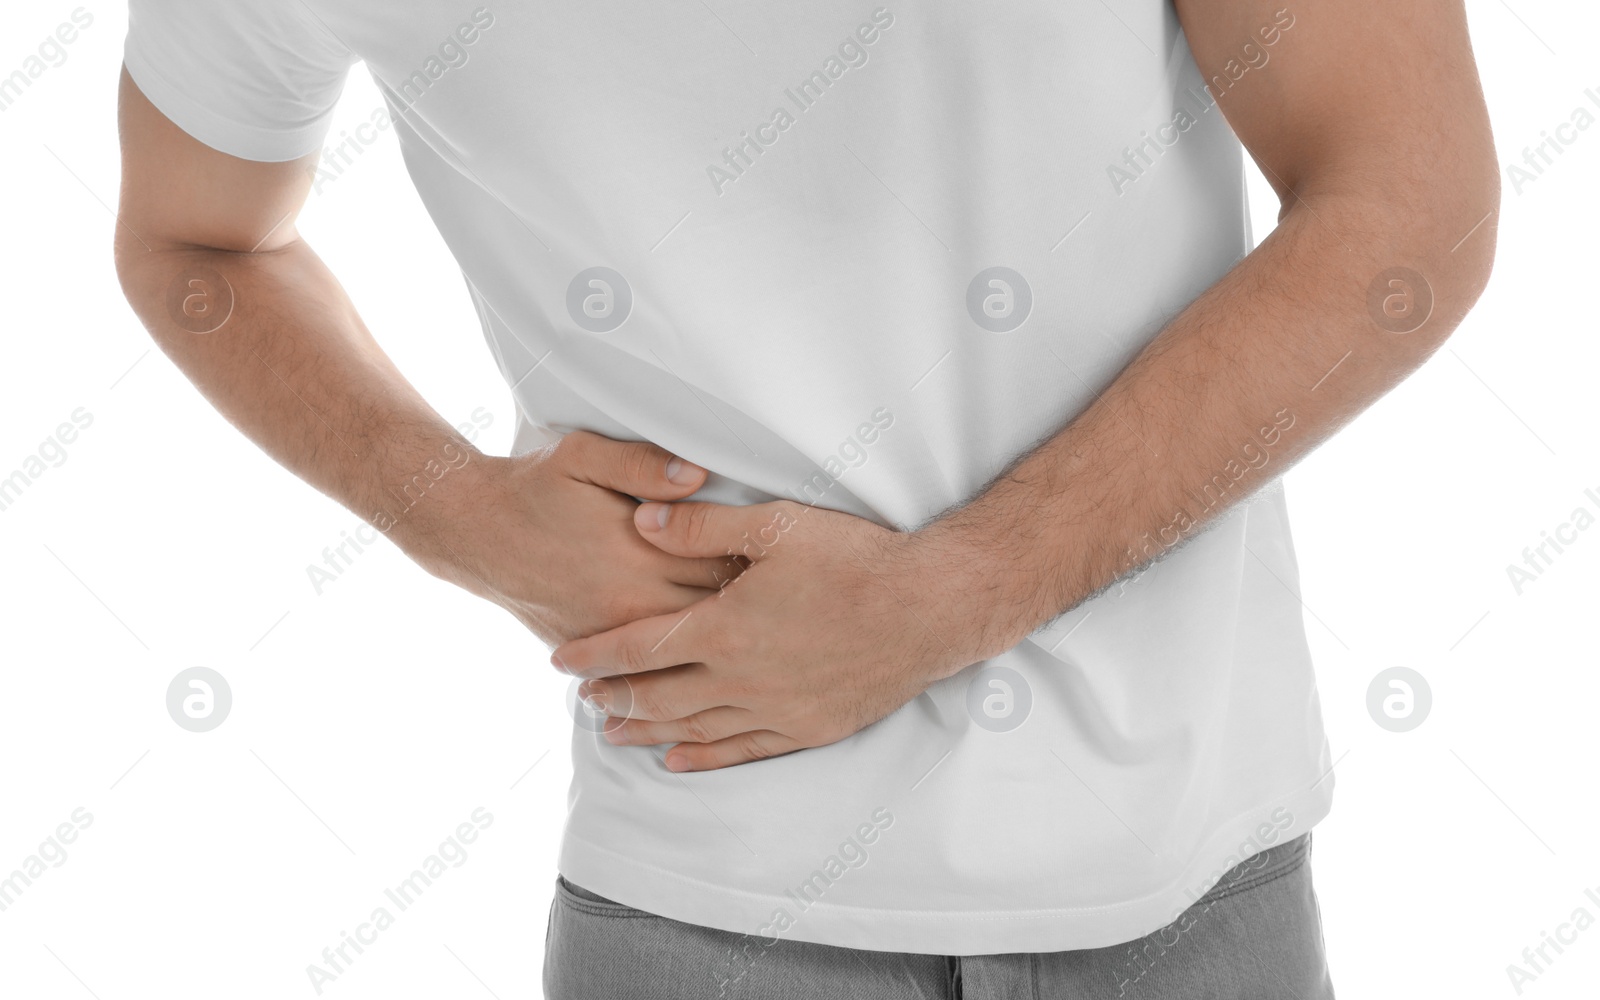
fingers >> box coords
[659,581,720,608]
[634,499,804,559]
[577,664,722,722]
[560,430,706,500]
[552,608,702,679]
[604,707,754,746]
[661,731,798,772]
[658,553,747,590]
[579,662,723,716]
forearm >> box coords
[921,189,1496,660]
[115,235,476,555]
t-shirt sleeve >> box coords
[123,0,356,162]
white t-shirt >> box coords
[126,0,1333,956]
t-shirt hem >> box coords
[122,43,333,163]
[556,782,1334,956]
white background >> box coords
[0,2,1596,998]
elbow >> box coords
[113,221,159,338]
[112,205,165,318]
[1417,117,1503,329]
[1285,121,1502,353]
[1441,151,1500,309]
[1365,145,1501,355]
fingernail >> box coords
[664,752,689,772]
[665,457,702,485]
[551,653,568,674]
[637,503,669,532]
[604,727,629,745]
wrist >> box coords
[369,438,496,573]
[900,515,1058,678]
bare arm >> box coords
[114,67,468,542]
[921,0,1501,639]
[114,67,738,643]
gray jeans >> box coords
[544,833,1333,999]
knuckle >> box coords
[627,687,662,720]
[617,720,649,745]
[682,503,713,545]
[679,714,714,744]
[737,733,773,761]
[617,641,652,675]
[559,430,596,461]
[548,433,593,476]
[621,442,656,488]
[769,500,804,529]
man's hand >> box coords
[548,499,1013,771]
[402,433,744,646]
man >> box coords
[114,0,1497,996]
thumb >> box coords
[634,500,801,560]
